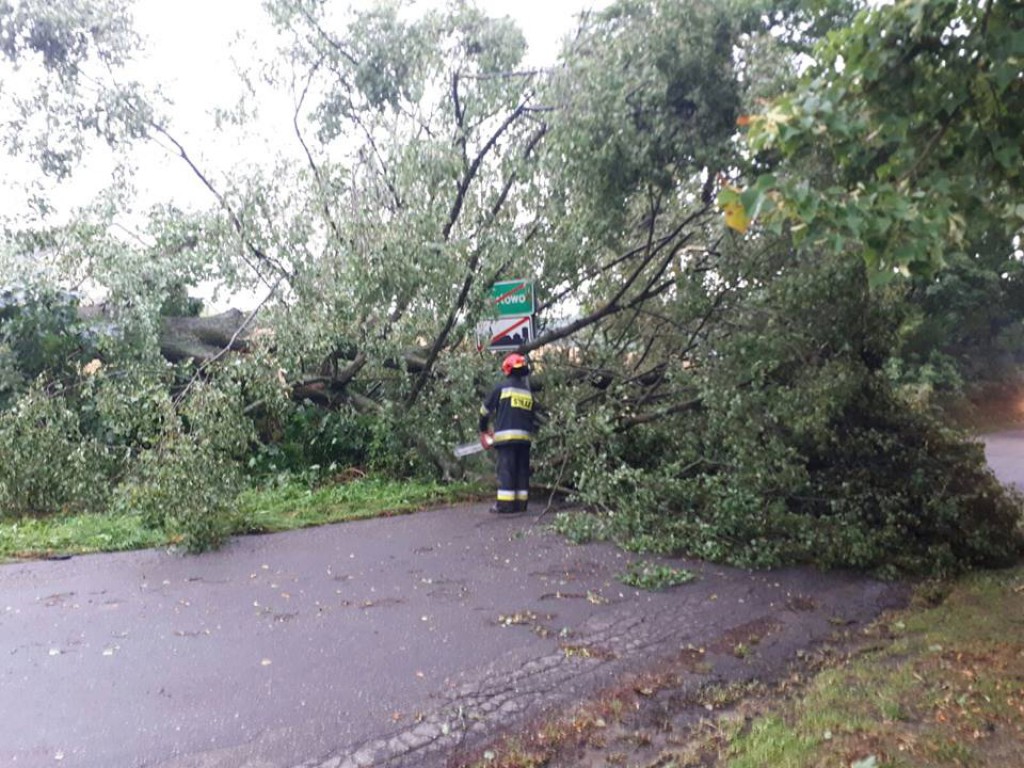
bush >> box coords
[112,378,254,552]
[554,256,1024,577]
[561,377,1023,577]
[796,400,1024,575]
[0,383,117,518]
[250,402,376,476]
[113,437,242,553]
[0,360,261,553]
[0,285,100,410]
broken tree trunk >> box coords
[158,309,253,364]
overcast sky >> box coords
[134,0,602,84]
[2,0,608,229]
[124,0,608,206]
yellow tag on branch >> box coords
[723,200,749,233]
[718,185,750,233]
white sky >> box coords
[125,0,607,210]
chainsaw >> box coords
[453,433,493,457]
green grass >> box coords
[722,565,1024,768]
[234,476,482,533]
[0,512,166,559]
[0,475,484,561]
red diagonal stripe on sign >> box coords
[493,282,527,305]
[491,316,530,344]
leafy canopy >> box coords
[724,0,1023,281]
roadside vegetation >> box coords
[0,475,482,560]
[2,0,1022,575]
[723,568,1024,768]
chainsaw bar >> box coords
[453,442,486,457]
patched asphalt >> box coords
[4,428,1016,768]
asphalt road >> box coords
[0,431,1016,768]
[982,427,1024,489]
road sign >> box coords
[490,280,534,317]
[476,315,533,350]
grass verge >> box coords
[720,566,1024,768]
[234,476,483,533]
[0,475,484,561]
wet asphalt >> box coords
[0,431,1017,768]
[982,428,1024,490]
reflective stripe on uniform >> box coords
[499,386,532,398]
[494,429,531,443]
[496,489,516,501]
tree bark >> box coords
[158,309,253,364]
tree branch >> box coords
[523,204,712,354]
[896,104,962,185]
[147,120,291,288]
[614,396,703,431]
[442,101,528,240]
[404,115,545,407]
[299,5,360,68]
[292,57,345,245]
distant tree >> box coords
[892,235,1024,396]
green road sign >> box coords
[491,280,534,317]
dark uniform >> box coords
[479,364,535,514]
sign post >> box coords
[477,316,534,350]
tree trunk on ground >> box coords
[158,309,252,363]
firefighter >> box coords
[479,353,535,514]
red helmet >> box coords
[502,353,528,376]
